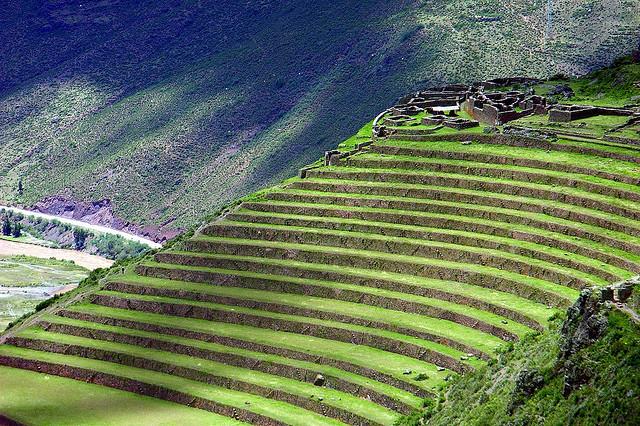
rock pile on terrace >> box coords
[2,80,640,425]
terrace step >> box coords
[235,204,640,273]
[56,306,438,398]
[140,255,557,327]
[281,180,640,239]
[132,264,534,337]
[381,136,640,164]
[0,346,336,426]
[102,277,503,358]
[191,229,609,286]
[343,154,640,203]
[258,192,640,256]
[37,315,420,412]
[370,143,640,186]
[302,168,640,221]
[205,219,627,282]
[155,251,576,308]
[89,290,477,374]
[5,330,395,424]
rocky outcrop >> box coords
[32,196,181,242]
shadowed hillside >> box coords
[1,0,639,240]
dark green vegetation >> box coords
[2,57,640,424]
[398,289,640,425]
[1,209,148,260]
[1,1,639,237]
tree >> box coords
[17,179,23,196]
[1,217,11,236]
[11,222,21,238]
[73,228,89,250]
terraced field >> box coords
[2,108,640,424]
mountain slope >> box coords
[1,0,639,239]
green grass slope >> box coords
[1,1,639,236]
[397,288,640,426]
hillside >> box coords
[1,0,639,240]
[1,57,640,424]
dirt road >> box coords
[0,240,113,270]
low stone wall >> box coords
[39,321,411,413]
[302,169,640,222]
[6,336,376,425]
[264,192,640,256]
[345,156,640,204]
[107,280,489,360]
[137,263,541,332]
[370,144,640,186]
[549,106,634,123]
[199,224,616,284]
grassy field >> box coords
[0,366,233,425]
[0,255,89,330]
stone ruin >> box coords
[548,104,635,122]
[381,76,640,147]
[422,114,479,130]
[600,276,638,304]
[462,84,547,126]
[388,77,547,128]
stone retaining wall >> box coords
[105,280,489,359]
[6,337,376,425]
[209,220,621,282]
[240,203,640,274]
[369,145,639,186]
[137,265,524,341]
[304,170,640,222]
[344,157,640,203]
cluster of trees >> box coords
[0,209,149,260]
[1,215,22,238]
